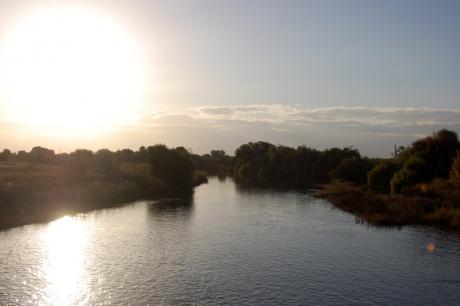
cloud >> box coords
[193,105,460,128]
[2,105,459,157]
[131,104,460,138]
[120,104,460,157]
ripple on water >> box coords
[1,178,460,305]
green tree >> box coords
[368,160,399,193]
[409,129,459,178]
[391,155,430,194]
[233,142,274,184]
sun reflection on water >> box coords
[42,216,89,305]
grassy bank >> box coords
[0,162,205,230]
[316,180,460,231]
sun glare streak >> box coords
[0,6,147,136]
[42,216,89,306]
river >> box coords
[1,177,460,305]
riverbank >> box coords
[0,162,206,230]
[315,181,460,231]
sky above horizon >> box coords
[0,0,459,157]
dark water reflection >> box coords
[148,198,194,219]
[1,178,460,305]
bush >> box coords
[368,160,400,193]
[391,155,431,194]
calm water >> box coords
[1,178,460,305]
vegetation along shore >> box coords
[230,129,460,231]
[0,145,231,230]
[316,129,460,231]
[2,128,460,232]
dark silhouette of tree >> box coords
[409,129,459,178]
[95,149,115,174]
[16,150,28,162]
[0,149,12,162]
[115,149,135,163]
[147,145,195,190]
[174,146,189,155]
[135,146,148,162]
[69,149,94,178]
[192,150,232,176]
[55,153,70,165]
[329,157,376,184]
[30,146,55,164]
[233,142,361,187]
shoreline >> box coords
[0,174,205,231]
[315,181,460,231]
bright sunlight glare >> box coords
[0,6,147,136]
[43,215,89,305]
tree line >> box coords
[231,129,460,195]
[313,129,460,229]
[232,141,377,188]
[367,129,460,195]
[0,145,232,191]
[1,129,459,230]
[2,128,458,194]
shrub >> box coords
[450,151,460,186]
[391,155,430,194]
[368,160,400,193]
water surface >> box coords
[1,178,460,305]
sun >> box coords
[0,6,146,136]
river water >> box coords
[1,177,460,305]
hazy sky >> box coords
[0,0,459,156]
